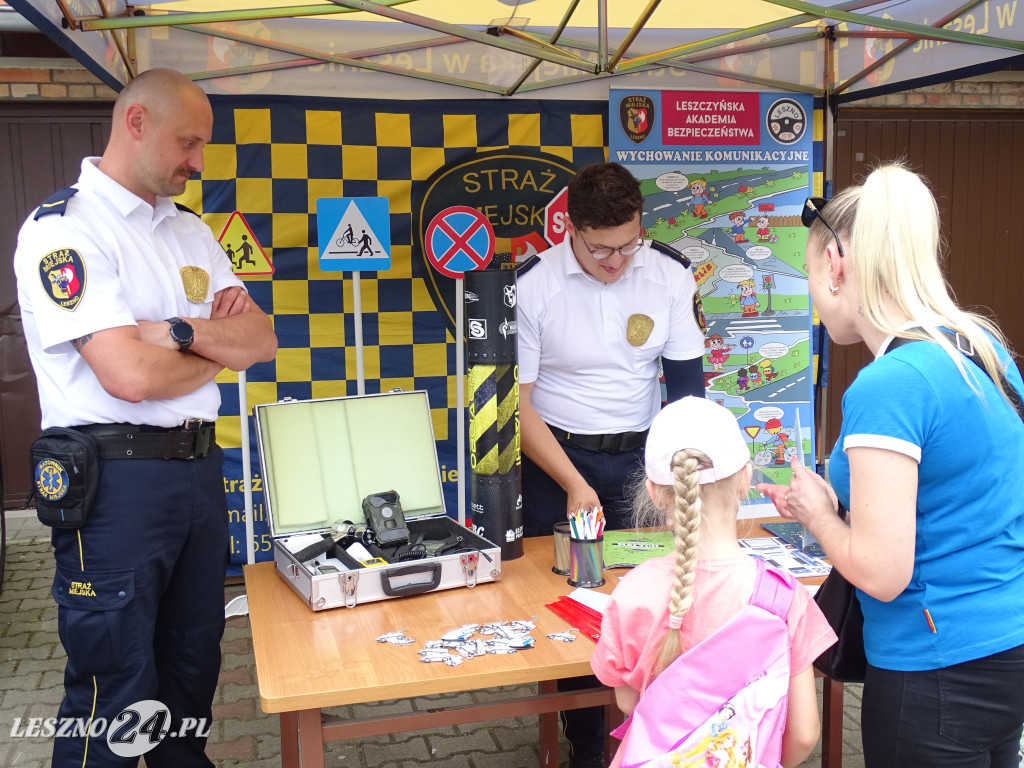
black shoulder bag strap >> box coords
[888,329,1024,421]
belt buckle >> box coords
[599,433,621,453]
[165,419,204,460]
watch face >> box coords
[169,318,194,349]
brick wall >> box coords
[0,60,117,100]
[847,73,1024,109]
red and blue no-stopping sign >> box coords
[425,206,495,278]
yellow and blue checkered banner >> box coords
[180,95,607,570]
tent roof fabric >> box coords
[8,0,1024,100]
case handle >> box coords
[381,562,442,597]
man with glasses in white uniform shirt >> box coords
[518,161,707,537]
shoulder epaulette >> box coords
[649,240,691,268]
[175,202,200,217]
[33,187,79,220]
[515,253,544,276]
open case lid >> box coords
[253,390,446,538]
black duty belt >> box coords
[75,420,216,460]
[548,425,648,454]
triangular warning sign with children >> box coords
[217,211,274,276]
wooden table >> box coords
[245,522,844,768]
[246,536,620,768]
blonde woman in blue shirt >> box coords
[760,164,1024,767]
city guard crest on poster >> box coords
[620,95,655,145]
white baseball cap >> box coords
[644,397,750,486]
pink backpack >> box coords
[611,559,795,768]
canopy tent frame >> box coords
[17,0,1024,101]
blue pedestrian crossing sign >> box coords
[316,197,391,272]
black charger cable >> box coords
[292,534,336,564]
[291,522,375,564]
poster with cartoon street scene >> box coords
[610,89,816,515]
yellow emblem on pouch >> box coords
[180,266,209,303]
[35,459,68,501]
[627,314,654,346]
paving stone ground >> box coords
[1,511,865,768]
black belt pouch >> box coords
[30,427,100,529]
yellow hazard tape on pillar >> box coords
[470,363,520,476]
[469,364,499,475]
[496,364,520,474]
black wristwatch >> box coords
[166,317,194,351]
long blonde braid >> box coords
[649,448,709,679]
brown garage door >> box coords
[823,109,1024,451]
[0,102,111,508]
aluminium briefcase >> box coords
[252,390,501,611]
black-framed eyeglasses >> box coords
[802,197,845,259]
[575,229,644,260]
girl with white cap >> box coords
[590,396,836,768]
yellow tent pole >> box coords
[502,0,582,96]
[606,0,661,73]
[175,23,509,93]
[321,0,597,73]
[78,2,415,30]
[613,0,889,73]
[767,0,1024,52]
[678,31,820,66]
[832,0,989,96]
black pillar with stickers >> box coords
[465,263,523,560]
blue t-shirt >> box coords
[829,337,1024,671]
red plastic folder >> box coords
[544,595,604,642]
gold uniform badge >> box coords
[180,266,209,303]
[627,313,654,346]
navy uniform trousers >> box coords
[523,440,644,766]
[50,445,228,768]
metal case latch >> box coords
[460,552,480,588]
[342,571,359,608]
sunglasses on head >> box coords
[802,197,845,259]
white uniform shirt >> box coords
[517,238,705,434]
[14,157,244,429]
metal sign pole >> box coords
[455,277,465,527]
[315,196,391,398]
[238,370,256,566]
[353,272,365,395]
